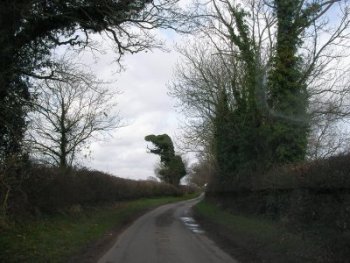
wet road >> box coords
[98,195,238,263]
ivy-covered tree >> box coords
[264,0,312,164]
[145,134,186,186]
[171,0,350,192]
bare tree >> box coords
[170,41,241,156]
[186,159,215,188]
[27,61,120,168]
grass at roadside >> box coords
[0,194,198,263]
[194,199,326,263]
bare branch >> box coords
[26,58,121,168]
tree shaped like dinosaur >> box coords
[145,134,186,186]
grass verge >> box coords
[0,194,198,263]
[194,199,327,263]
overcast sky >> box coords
[75,30,191,180]
[42,1,348,180]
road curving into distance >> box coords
[98,194,238,263]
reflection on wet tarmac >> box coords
[180,216,205,234]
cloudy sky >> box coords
[76,30,192,180]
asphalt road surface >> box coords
[98,195,238,263]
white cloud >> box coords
[78,31,191,180]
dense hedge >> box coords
[207,154,350,227]
[206,153,350,259]
[253,154,350,190]
[1,165,191,216]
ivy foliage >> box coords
[145,134,186,186]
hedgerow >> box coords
[1,164,189,217]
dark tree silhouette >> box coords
[145,134,186,186]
